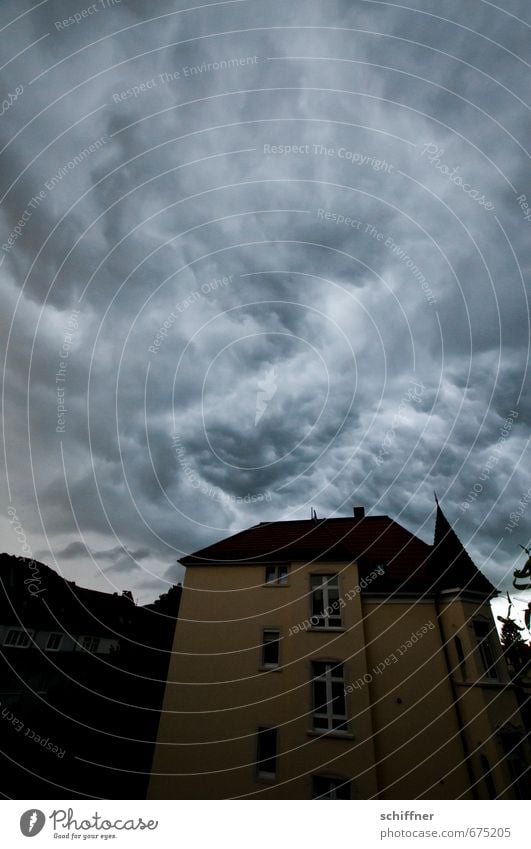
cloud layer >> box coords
[0,0,529,604]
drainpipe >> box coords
[435,591,478,799]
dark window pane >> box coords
[46,633,62,651]
[257,727,277,776]
[312,776,329,798]
[278,566,288,584]
[262,631,279,666]
[312,776,350,799]
[265,567,276,584]
[332,682,346,715]
[312,589,324,617]
[314,681,327,710]
[328,588,339,606]
[327,593,340,614]
[312,588,324,610]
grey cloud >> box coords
[1,0,530,599]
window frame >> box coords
[311,660,348,733]
[256,725,278,780]
[3,628,34,648]
[454,635,467,679]
[310,573,342,629]
[312,774,351,799]
[261,629,280,669]
[78,635,100,653]
[46,633,63,652]
[264,565,289,586]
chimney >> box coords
[353,506,365,519]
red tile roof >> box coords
[181,511,495,596]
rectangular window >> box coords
[310,574,341,628]
[3,628,33,648]
[312,775,351,799]
[79,636,100,653]
[473,621,497,679]
[454,635,467,679]
[312,661,348,732]
[265,565,289,585]
[256,726,277,778]
[262,630,280,668]
[46,633,63,651]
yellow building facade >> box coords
[149,503,528,799]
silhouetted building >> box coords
[0,553,180,799]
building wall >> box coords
[150,565,527,800]
[362,598,472,799]
[150,559,380,799]
[439,596,528,799]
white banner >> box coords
[0,800,526,848]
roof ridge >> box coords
[258,515,389,525]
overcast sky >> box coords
[0,0,529,607]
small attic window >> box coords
[265,565,289,585]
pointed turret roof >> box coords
[431,502,495,597]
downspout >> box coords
[435,591,478,799]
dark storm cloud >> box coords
[1,0,530,599]
[52,541,151,562]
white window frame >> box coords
[312,661,348,732]
[3,628,34,648]
[310,574,342,628]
